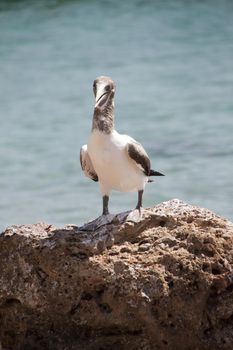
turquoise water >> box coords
[0,0,233,231]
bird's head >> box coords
[93,76,115,108]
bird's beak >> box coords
[95,86,115,108]
[95,85,107,104]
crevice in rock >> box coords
[1,298,22,308]
[98,303,112,314]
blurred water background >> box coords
[0,0,233,231]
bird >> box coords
[80,75,164,216]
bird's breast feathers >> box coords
[88,130,125,163]
[87,130,147,192]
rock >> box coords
[0,199,233,350]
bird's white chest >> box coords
[88,130,125,167]
[87,130,145,193]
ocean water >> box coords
[0,0,233,231]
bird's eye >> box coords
[105,84,111,92]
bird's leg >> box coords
[135,190,143,212]
[102,195,109,215]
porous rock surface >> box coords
[0,199,233,350]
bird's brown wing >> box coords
[125,138,151,176]
[80,145,98,182]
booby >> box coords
[80,76,164,216]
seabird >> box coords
[80,76,164,216]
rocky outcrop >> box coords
[0,199,233,350]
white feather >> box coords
[87,130,148,195]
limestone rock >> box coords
[0,199,233,350]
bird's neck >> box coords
[92,101,115,134]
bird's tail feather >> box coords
[149,169,165,176]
